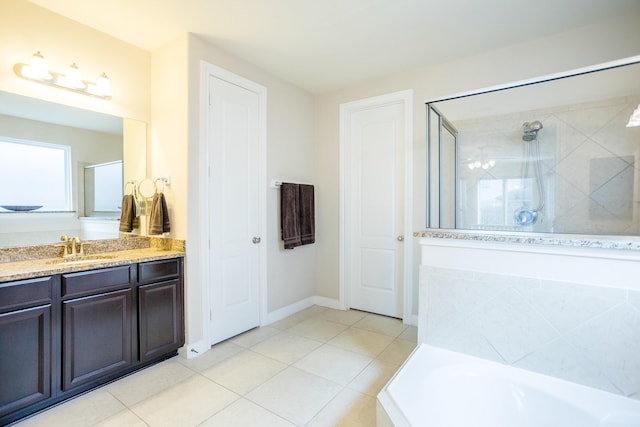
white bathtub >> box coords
[377,344,640,427]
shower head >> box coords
[522,120,543,141]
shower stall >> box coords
[427,58,640,236]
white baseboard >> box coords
[262,296,316,325]
[183,340,209,359]
[313,296,343,310]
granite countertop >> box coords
[0,237,185,283]
[413,229,640,252]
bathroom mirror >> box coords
[427,57,640,236]
[0,90,146,248]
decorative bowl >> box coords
[0,205,43,212]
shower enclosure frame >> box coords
[425,54,640,234]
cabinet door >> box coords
[62,289,132,391]
[138,279,183,362]
[0,305,51,417]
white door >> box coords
[208,73,262,345]
[342,93,411,318]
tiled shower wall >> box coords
[456,95,640,234]
[420,265,640,400]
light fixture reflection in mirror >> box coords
[14,51,112,99]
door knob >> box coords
[397,235,404,242]
[252,237,261,244]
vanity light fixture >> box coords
[14,51,112,99]
[626,104,640,127]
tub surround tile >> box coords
[421,264,640,399]
[566,304,640,396]
[518,283,624,334]
[514,339,620,394]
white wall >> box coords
[314,12,640,317]
[0,0,150,122]
[151,34,317,352]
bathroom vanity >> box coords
[0,244,184,426]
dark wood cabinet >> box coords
[0,257,184,426]
[0,305,52,417]
[62,289,133,391]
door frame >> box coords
[339,90,414,321]
[199,61,268,346]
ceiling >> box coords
[27,0,640,94]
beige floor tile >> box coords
[230,326,281,348]
[201,350,287,395]
[294,344,372,385]
[347,359,400,397]
[328,327,394,358]
[106,359,194,406]
[175,341,243,372]
[251,332,322,364]
[398,325,418,342]
[288,317,349,342]
[91,409,147,427]
[353,314,406,337]
[198,398,295,427]
[246,367,342,426]
[376,338,417,365]
[131,375,238,427]
[15,389,125,427]
[321,309,368,326]
[305,388,377,427]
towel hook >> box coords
[124,180,136,195]
[154,177,169,193]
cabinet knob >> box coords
[252,237,261,244]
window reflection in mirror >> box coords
[0,138,71,211]
[84,160,123,217]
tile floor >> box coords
[14,306,417,427]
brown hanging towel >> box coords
[148,192,171,235]
[280,182,315,249]
[119,194,136,232]
[299,184,315,246]
[281,183,301,249]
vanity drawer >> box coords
[62,266,132,299]
[0,276,53,313]
[138,259,180,283]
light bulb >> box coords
[63,63,85,89]
[95,72,112,97]
[26,51,52,80]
